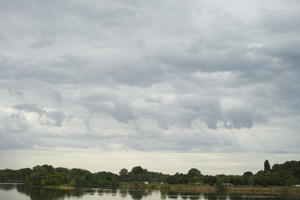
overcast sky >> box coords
[0,0,299,175]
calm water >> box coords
[0,183,298,200]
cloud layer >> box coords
[1,0,300,157]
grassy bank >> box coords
[42,185,75,190]
[119,183,300,196]
[227,186,300,196]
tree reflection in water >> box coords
[14,184,85,200]
[128,189,152,200]
[160,189,167,199]
[167,191,179,199]
[203,194,218,200]
[229,195,243,200]
[111,188,118,196]
[0,184,297,200]
[0,183,16,190]
[181,192,201,200]
[119,188,128,198]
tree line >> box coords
[0,160,299,187]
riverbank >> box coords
[44,183,300,197]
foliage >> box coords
[243,171,253,176]
[0,160,299,187]
[264,160,271,171]
[0,168,32,183]
[215,179,227,194]
[166,169,202,185]
[119,168,128,177]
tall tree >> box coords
[264,160,271,171]
[119,168,128,176]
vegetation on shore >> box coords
[0,160,299,195]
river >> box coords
[0,183,297,200]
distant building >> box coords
[222,183,233,186]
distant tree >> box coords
[243,171,253,176]
[247,176,255,185]
[131,166,146,174]
[264,160,271,171]
[215,178,227,193]
[119,168,128,176]
[1,160,299,187]
[188,168,201,177]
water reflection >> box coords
[0,184,298,200]
[0,183,16,190]
[19,185,85,200]
[1,184,86,200]
[180,192,201,200]
[128,189,153,200]
[167,191,179,199]
[120,188,128,198]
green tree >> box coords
[264,160,271,171]
[243,171,253,176]
[188,168,201,177]
[131,166,146,174]
[119,168,128,176]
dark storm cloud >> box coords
[0,0,300,153]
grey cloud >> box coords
[81,90,263,130]
[30,38,54,49]
[123,133,237,152]
[14,104,45,115]
[223,108,255,129]
[45,111,66,126]
[0,112,35,149]
[0,0,300,154]
[7,88,24,97]
[258,9,300,34]
[13,104,66,127]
